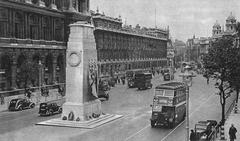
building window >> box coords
[0,8,8,37]
[15,12,24,39]
[43,17,51,40]
[30,15,39,40]
[55,19,64,41]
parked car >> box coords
[8,98,35,111]
[98,90,109,100]
[39,102,62,116]
[194,120,218,140]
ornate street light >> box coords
[179,65,196,141]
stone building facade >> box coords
[0,0,90,91]
[0,0,169,91]
[92,11,169,77]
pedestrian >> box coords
[121,76,125,85]
[229,124,237,141]
[207,77,209,85]
[190,129,196,141]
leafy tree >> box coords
[202,36,238,124]
[230,22,240,104]
[16,61,39,89]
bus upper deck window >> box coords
[155,90,164,96]
[165,90,174,97]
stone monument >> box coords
[37,21,122,128]
[62,21,101,121]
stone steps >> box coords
[36,114,123,129]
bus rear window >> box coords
[162,106,174,113]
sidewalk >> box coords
[217,101,240,141]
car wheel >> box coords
[30,104,35,108]
[58,108,62,113]
[46,110,50,116]
[18,106,23,111]
[151,120,156,128]
[49,110,53,115]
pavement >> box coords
[216,101,240,141]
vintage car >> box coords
[194,120,218,140]
[39,102,62,116]
[8,98,35,111]
[98,80,110,100]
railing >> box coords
[0,83,65,97]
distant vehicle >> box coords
[181,62,191,72]
[98,79,110,100]
[126,69,144,88]
[135,72,153,90]
[163,68,174,81]
[150,82,186,128]
[39,102,62,116]
[195,120,217,140]
[8,98,35,111]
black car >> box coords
[39,102,62,116]
[98,90,109,101]
[8,98,35,111]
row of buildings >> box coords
[185,12,238,64]
[0,0,170,91]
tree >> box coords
[202,36,238,124]
[230,22,240,104]
[16,61,39,89]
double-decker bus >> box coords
[126,69,144,88]
[150,82,186,128]
[135,72,153,90]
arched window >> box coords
[30,15,39,40]
[15,12,24,38]
[0,8,8,37]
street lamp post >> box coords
[179,66,196,141]
[38,60,42,104]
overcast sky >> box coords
[90,0,240,42]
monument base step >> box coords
[36,114,123,129]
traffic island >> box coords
[36,21,123,129]
[36,114,123,129]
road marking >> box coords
[160,120,185,141]
[124,124,150,141]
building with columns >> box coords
[92,11,169,77]
[0,0,169,93]
[0,0,90,91]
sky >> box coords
[90,0,240,42]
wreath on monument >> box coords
[67,51,81,67]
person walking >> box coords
[190,129,196,141]
[229,124,237,141]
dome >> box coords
[227,12,236,21]
[213,21,221,28]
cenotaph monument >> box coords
[37,21,122,128]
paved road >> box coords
[0,72,186,141]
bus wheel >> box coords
[151,120,156,128]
